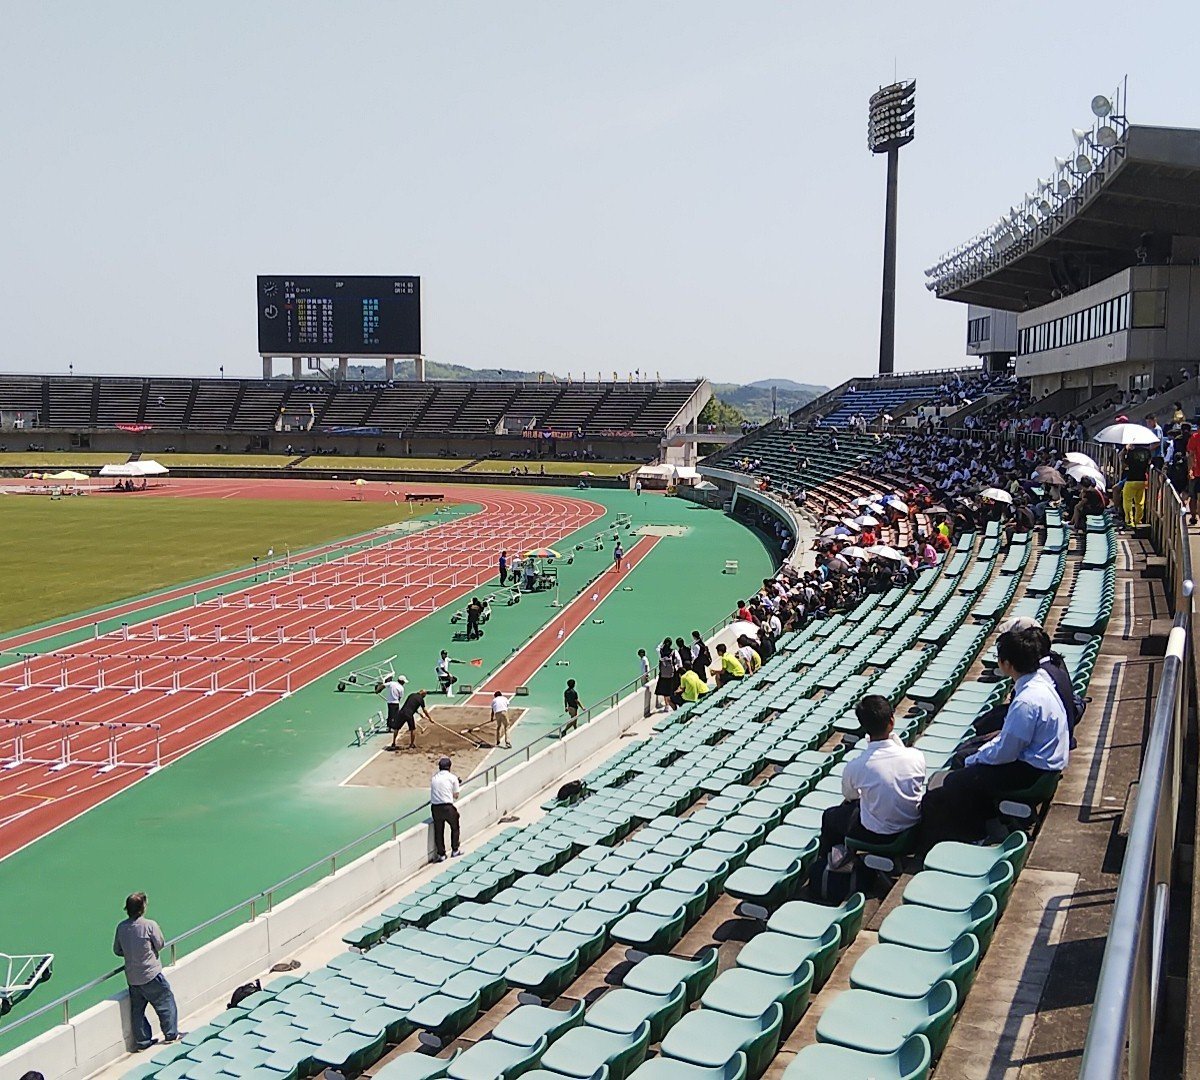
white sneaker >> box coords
[451,849,464,857]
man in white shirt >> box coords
[382,674,409,751]
[491,691,512,749]
[821,695,926,868]
[429,756,462,862]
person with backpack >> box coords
[819,696,926,870]
[653,638,680,711]
[690,630,711,679]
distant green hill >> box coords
[711,382,827,423]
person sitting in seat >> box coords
[820,695,926,869]
[710,643,745,686]
[921,625,1070,848]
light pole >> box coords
[868,80,916,376]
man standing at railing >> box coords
[430,757,462,862]
[113,892,179,1051]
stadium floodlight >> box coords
[1095,125,1119,147]
[868,78,916,377]
[1075,153,1094,174]
[1091,94,1113,118]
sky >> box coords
[1,2,1197,386]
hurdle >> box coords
[1,719,164,773]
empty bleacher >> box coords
[0,375,703,438]
[118,468,1112,1079]
[188,380,242,431]
[45,377,95,428]
[817,386,938,428]
[94,378,146,426]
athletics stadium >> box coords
[2,90,1200,1080]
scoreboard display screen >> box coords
[257,276,421,356]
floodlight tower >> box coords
[868,79,916,376]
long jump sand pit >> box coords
[346,705,526,788]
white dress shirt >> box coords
[491,694,510,715]
[384,680,404,706]
[430,770,460,805]
[841,734,926,835]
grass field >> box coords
[0,498,435,634]
[0,452,127,468]
[465,459,636,476]
[152,453,298,468]
[292,455,473,471]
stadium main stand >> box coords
[0,375,705,440]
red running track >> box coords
[469,535,660,699]
[0,479,606,859]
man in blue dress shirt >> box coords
[922,626,1070,847]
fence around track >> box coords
[1079,467,1195,1079]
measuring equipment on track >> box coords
[336,655,400,694]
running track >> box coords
[0,479,607,859]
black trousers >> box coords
[500,567,508,585]
[921,761,1047,848]
[431,803,460,857]
[819,800,896,856]
[466,614,480,638]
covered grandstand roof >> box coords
[933,126,1200,311]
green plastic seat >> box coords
[639,885,706,928]
[585,984,687,1042]
[610,907,688,954]
[663,864,726,906]
[767,894,865,946]
[443,968,509,1010]
[447,1034,548,1080]
[407,990,482,1040]
[660,1003,783,1080]
[902,861,1015,916]
[310,1027,388,1074]
[701,960,814,1033]
[782,1033,932,1080]
[816,980,957,1059]
[627,1052,747,1080]
[539,1019,651,1080]
[622,948,718,1004]
[849,935,980,1003]
[845,825,918,861]
[923,831,1029,879]
[735,925,841,988]
[879,894,999,955]
[493,1000,586,1048]
[507,951,581,1001]
[372,1049,462,1080]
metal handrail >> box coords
[1079,485,1193,1078]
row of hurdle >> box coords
[87,621,386,647]
[0,653,295,698]
[1,719,162,773]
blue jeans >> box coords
[129,972,178,1048]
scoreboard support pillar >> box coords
[415,355,426,382]
[292,357,303,379]
[337,357,348,381]
[262,356,274,379]
[385,358,395,381]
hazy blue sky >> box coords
[1,3,1196,384]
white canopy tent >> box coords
[98,460,169,478]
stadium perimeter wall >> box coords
[0,682,656,1079]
